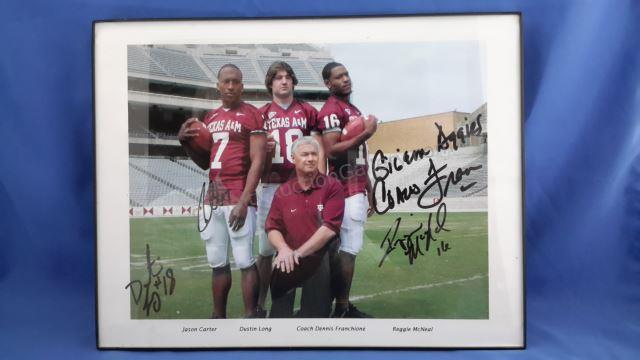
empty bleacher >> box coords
[201,55,261,84]
[308,60,332,79]
[127,46,169,77]
[148,48,210,82]
[128,45,332,87]
[129,157,208,206]
[129,123,158,139]
[257,58,319,86]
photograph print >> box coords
[94,15,523,348]
[126,41,488,320]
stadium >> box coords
[127,44,489,319]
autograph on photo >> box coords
[374,122,483,266]
[197,181,231,233]
[378,203,451,267]
[125,244,176,316]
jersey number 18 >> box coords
[270,128,304,164]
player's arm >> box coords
[228,132,267,231]
[308,105,327,174]
[311,133,327,174]
[322,115,378,159]
[262,132,276,177]
[366,175,374,217]
[268,229,297,273]
[178,118,210,170]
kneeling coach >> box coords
[265,136,344,317]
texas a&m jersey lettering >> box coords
[202,102,264,204]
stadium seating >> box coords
[129,123,158,139]
[129,45,331,87]
[308,61,331,79]
[257,58,320,85]
[129,157,208,206]
[148,48,210,82]
[200,56,261,84]
[127,46,169,77]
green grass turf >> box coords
[129,212,487,319]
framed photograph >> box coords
[94,14,524,349]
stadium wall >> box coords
[367,104,487,155]
[129,205,199,218]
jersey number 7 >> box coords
[210,132,229,169]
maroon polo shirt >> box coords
[265,173,344,251]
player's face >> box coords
[293,143,319,175]
[271,70,294,98]
[325,65,351,96]
[217,67,244,106]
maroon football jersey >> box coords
[317,95,369,197]
[258,100,319,183]
[202,102,265,206]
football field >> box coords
[129,211,488,319]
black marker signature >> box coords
[436,114,483,152]
[197,181,231,232]
[125,244,176,316]
[372,149,483,214]
[378,202,451,266]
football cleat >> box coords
[254,306,268,318]
[332,303,373,318]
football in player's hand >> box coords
[186,121,212,155]
[340,115,366,142]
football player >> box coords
[318,62,377,318]
[255,61,325,315]
[178,64,266,318]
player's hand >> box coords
[274,247,299,274]
[228,203,248,232]
[363,114,378,137]
[178,117,200,143]
[266,133,277,154]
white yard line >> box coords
[180,263,211,270]
[181,262,238,271]
[350,274,487,302]
[190,267,239,272]
[130,255,206,266]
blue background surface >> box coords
[1,0,639,358]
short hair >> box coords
[291,136,320,156]
[217,63,242,80]
[264,61,298,94]
[321,62,344,81]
